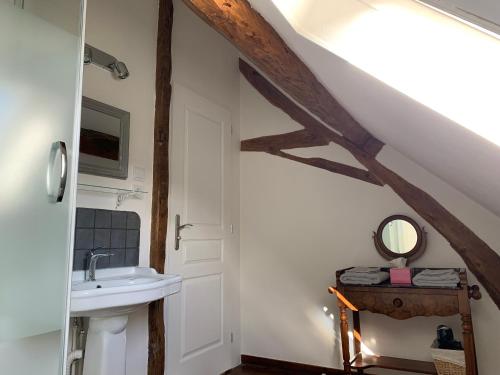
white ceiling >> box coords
[247,0,500,217]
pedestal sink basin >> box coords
[71,267,181,317]
[70,267,181,375]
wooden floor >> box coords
[225,364,305,375]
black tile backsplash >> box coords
[74,208,141,271]
[94,229,111,248]
[127,212,141,229]
[75,229,94,250]
[95,209,112,228]
[110,249,127,267]
[126,230,139,248]
[111,230,127,248]
[76,208,95,228]
[111,211,127,229]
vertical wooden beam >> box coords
[149,1,173,374]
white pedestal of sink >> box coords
[83,315,128,375]
[71,267,182,375]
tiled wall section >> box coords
[74,208,141,270]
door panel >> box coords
[0,0,84,373]
[183,240,223,264]
[167,85,232,375]
[185,110,223,226]
[181,274,223,359]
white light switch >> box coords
[133,166,146,181]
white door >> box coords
[166,85,234,375]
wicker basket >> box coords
[431,346,465,375]
[433,358,465,375]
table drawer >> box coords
[344,291,459,319]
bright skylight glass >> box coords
[271,0,500,147]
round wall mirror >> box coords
[373,215,426,262]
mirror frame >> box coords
[373,214,427,262]
[78,96,130,179]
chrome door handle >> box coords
[47,141,68,203]
[56,141,68,202]
[175,214,193,250]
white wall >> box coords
[239,76,500,374]
[79,0,158,268]
[77,0,158,373]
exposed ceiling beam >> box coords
[182,0,384,156]
[241,129,329,151]
[271,150,384,186]
[181,0,500,306]
[238,59,500,308]
[239,60,370,156]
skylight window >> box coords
[271,0,500,147]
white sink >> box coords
[71,267,182,317]
[70,267,181,375]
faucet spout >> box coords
[86,249,113,281]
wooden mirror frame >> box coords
[373,215,427,262]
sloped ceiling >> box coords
[247,0,500,216]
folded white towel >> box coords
[344,267,382,274]
[417,269,456,276]
[414,269,458,279]
[412,269,459,287]
[413,279,459,287]
[340,271,389,285]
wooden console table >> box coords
[329,268,481,374]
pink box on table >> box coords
[390,268,412,285]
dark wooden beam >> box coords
[240,59,500,308]
[270,150,383,186]
[182,0,383,155]
[182,0,500,306]
[148,1,173,374]
[241,129,328,152]
[239,60,367,158]
[355,155,500,309]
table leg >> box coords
[353,310,361,357]
[338,300,351,373]
[461,313,478,375]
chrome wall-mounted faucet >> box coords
[86,249,113,281]
[84,44,130,80]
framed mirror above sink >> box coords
[373,215,427,263]
[79,96,130,179]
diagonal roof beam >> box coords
[241,129,329,152]
[182,0,500,308]
[182,0,384,156]
[239,59,367,157]
[239,58,500,308]
[271,150,384,186]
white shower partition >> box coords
[0,0,85,373]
